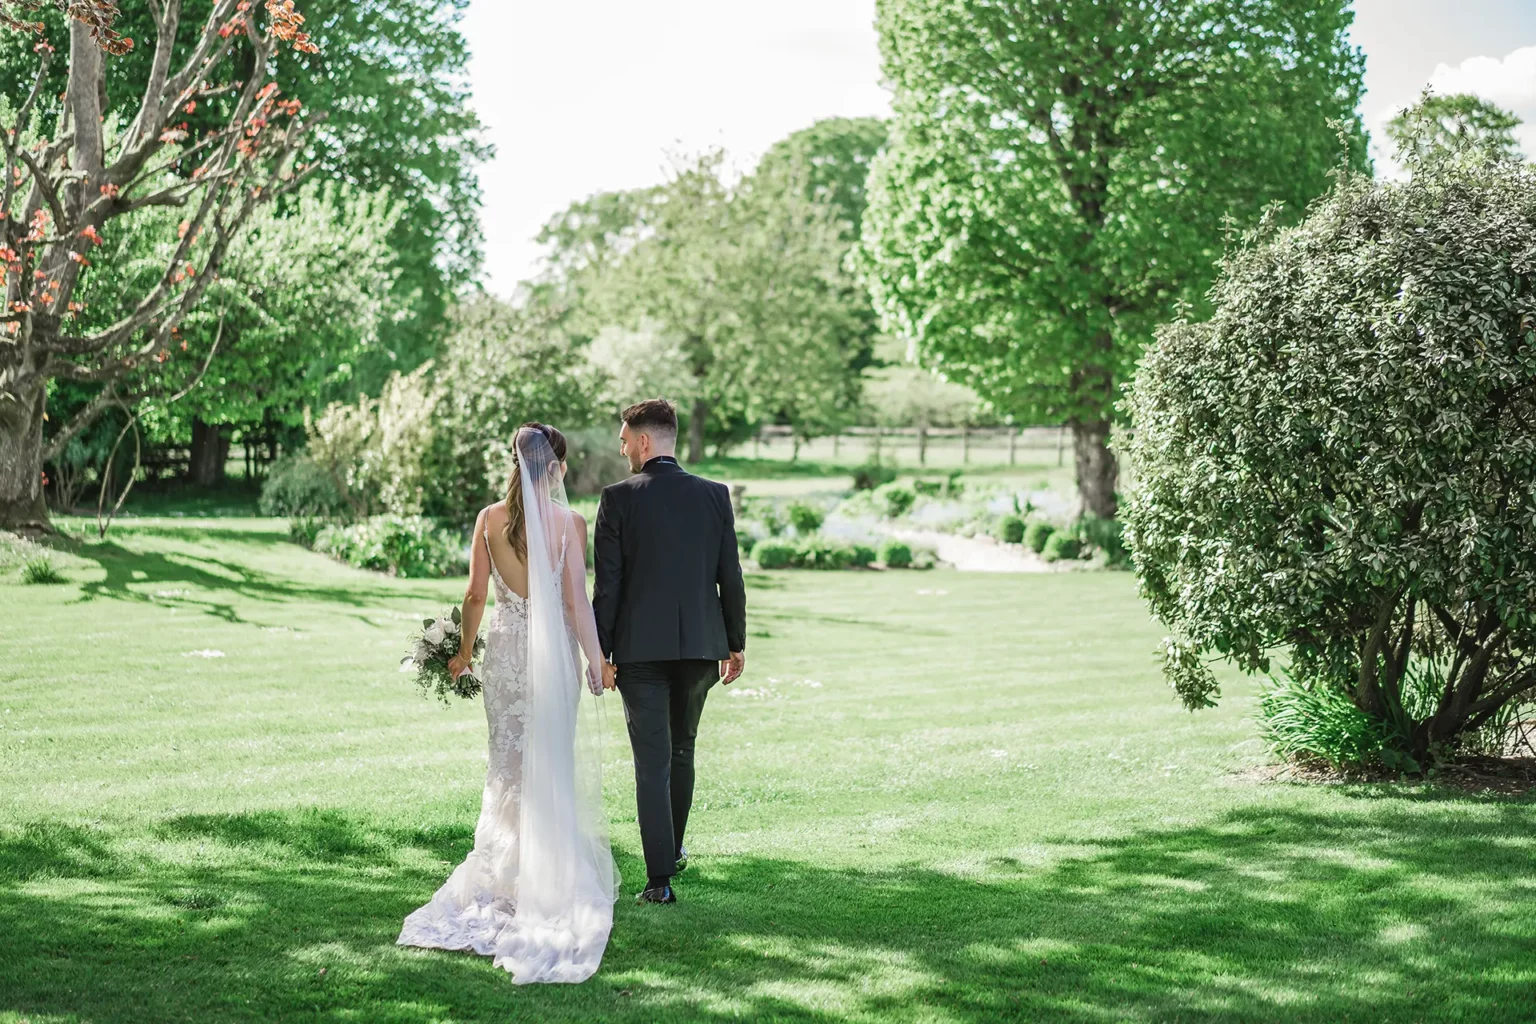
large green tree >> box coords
[0,1,487,377]
[1387,91,1524,175]
[541,152,865,461]
[858,0,1367,518]
[1,0,320,531]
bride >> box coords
[398,422,618,984]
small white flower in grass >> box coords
[990,749,1008,759]
[183,649,225,659]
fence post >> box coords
[917,425,927,465]
[833,433,840,457]
[961,425,969,464]
[753,429,760,460]
[1008,428,1017,466]
[874,426,883,461]
[1057,425,1067,467]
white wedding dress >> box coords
[398,427,617,984]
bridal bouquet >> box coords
[402,606,484,703]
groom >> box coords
[593,399,747,905]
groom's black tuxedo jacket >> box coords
[592,456,747,664]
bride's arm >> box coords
[562,511,605,695]
[450,509,491,678]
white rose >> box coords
[423,622,446,646]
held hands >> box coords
[448,652,473,681]
[720,651,745,685]
[602,661,617,691]
[585,662,605,696]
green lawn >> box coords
[2,518,1533,1023]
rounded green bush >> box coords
[1041,532,1081,563]
[751,538,797,569]
[850,543,878,568]
[875,481,916,518]
[313,515,464,578]
[787,501,825,535]
[878,538,913,568]
[796,536,854,570]
[995,514,1026,544]
[1023,521,1055,553]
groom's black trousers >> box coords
[615,659,717,880]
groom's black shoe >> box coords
[636,884,676,905]
[674,846,689,874]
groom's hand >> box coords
[720,651,745,685]
[602,661,617,691]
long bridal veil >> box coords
[495,425,618,983]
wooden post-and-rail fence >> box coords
[752,425,1070,467]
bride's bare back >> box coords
[481,503,531,600]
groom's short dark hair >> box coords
[621,399,678,437]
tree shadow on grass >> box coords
[66,539,450,624]
[3,801,1534,1023]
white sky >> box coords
[462,0,1536,294]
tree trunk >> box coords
[687,399,708,464]
[0,383,50,533]
[1071,418,1118,519]
[188,418,230,486]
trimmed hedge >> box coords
[1023,521,1055,553]
[1042,531,1081,563]
[878,539,913,568]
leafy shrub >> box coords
[913,479,943,496]
[1123,155,1536,759]
[850,543,878,568]
[1023,521,1055,553]
[878,539,913,568]
[853,458,898,490]
[911,544,938,570]
[741,497,786,536]
[21,556,65,584]
[288,516,326,549]
[1077,514,1127,567]
[259,455,347,519]
[1259,669,1417,772]
[1042,532,1081,562]
[874,481,916,518]
[786,501,825,535]
[796,536,854,570]
[751,538,797,569]
[313,515,466,578]
[995,514,1026,544]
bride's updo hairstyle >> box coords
[504,422,567,561]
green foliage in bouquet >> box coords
[403,605,485,704]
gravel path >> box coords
[890,528,1080,573]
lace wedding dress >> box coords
[398,427,617,984]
